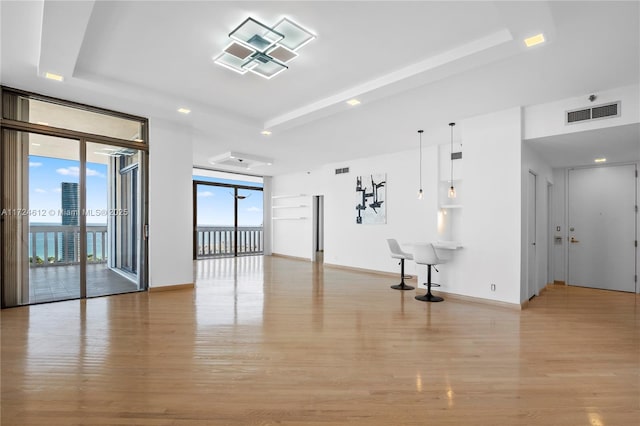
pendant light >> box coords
[417,129,424,200]
[448,122,456,198]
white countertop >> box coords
[403,241,463,250]
[433,240,463,250]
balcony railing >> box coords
[196,226,263,258]
[29,225,108,266]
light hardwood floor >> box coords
[1,255,639,425]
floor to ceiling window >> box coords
[0,87,148,307]
[193,169,263,259]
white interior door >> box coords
[568,164,637,292]
[527,171,537,299]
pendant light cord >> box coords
[449,123,455,187]
[419,130,423,191]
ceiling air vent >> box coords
[566,101,620,125]
[592,102,618,119]
[335,167,350,175]
[567,108,591,123]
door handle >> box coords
[570,237,580,243]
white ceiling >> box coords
[526,123,640,168]
[1,1,638,175]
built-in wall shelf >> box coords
[272,205,307,209]
[440,204,463,209]
[272,217,307,220]
[272,194,307,199]
[272,194,309,220]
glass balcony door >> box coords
[118,163,138,274]
[85,142,142,298]
[1,133,145,307]
[1,131,81,305]
[195,183,236,257]
[194,182,263,258]
[1,87,148,308]
[236,187,264,256]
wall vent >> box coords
[567,108,591,123]
[566,101,620,125]
[335,167,350,175]
[591,102,618,119]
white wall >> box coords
[148,118,194,288]
[262,176,273,256]
[271,170,321,260]
[524,84,639,140]
[272,107,524,305]
[324,149,439,276]
[272,147,438,278]
[455,107,522,304]
[521,142,554,300]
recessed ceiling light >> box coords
[524,33,545,48]
[177,108,191,114]
[594,158,607,163]
[346,99,361,106]
[36,122,49,126]
[44,72,64,82]
[261,130,272,136]
[208,151,273,168]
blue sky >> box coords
[195,178,263,226]
[29,155,108,225]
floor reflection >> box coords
[195,256,265,327]
[2,257,638,425]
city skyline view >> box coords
[28,155,109,225]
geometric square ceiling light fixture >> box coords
[213,16,316,79]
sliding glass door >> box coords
[29,133,82,302]
[85,142,143,298]
[1,131,82,305]
[236,187,264,255]
[0,133,145,306]
[1,87,148,308]
[194,181,263,258]
[195,183,235,256]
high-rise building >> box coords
[61,182,79,262]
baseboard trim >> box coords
[270,253,311,262]
[149,283,194,293]
[553,280,566,286]
[269,255,411,280]
[323,262,415,280]
[415,288,522,310]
